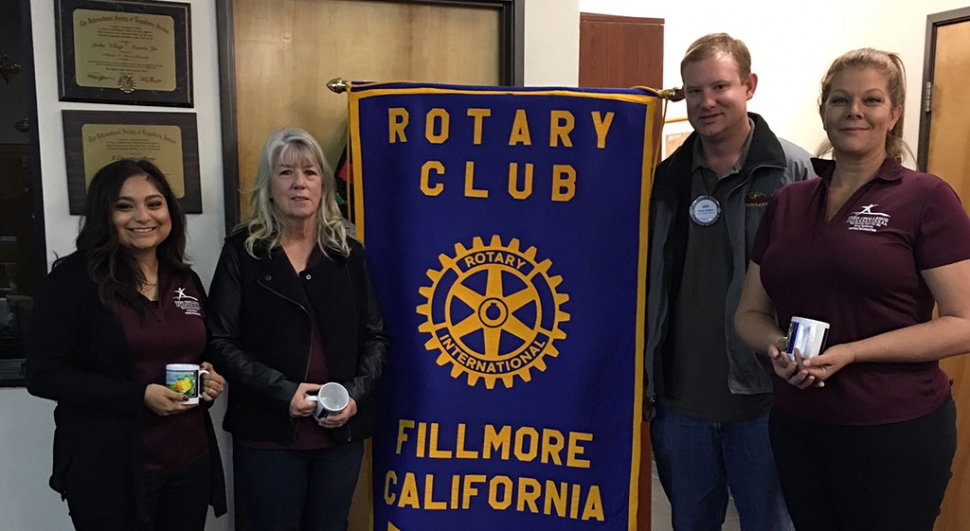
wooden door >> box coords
[579,13,664,531]
[920,9,970,531]
[231,0,502,220]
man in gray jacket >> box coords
[645,33,813,531]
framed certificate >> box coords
[62,110,201,214]
[55,0,193,106]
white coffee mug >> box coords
[306,382,350,420]
[785,316,831,361]
[165,363,209,405]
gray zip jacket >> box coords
[645,113,814,407]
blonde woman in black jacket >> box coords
[207,127,389,531]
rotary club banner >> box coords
[348,83,659,531]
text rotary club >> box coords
[380,106,621,203]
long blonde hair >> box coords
[816,48,909,160]
[241,127,349,257]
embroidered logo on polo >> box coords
[744,191,769,208]
[174,287,202,316]
[847,204,891,232]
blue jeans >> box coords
[651,404,791,531]
[234,442,364,531]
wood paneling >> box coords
[925,16,970,531]
[579,13,664,531]
[926,22,970,202]
[579,14,663,90]
[232,0,500,219]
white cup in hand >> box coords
[785,317,830,361]
[305,382,350,420]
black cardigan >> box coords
[25,253,227,522]
[206,232,389,444]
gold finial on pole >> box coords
[327,78,347,94]
[658,87,685,102]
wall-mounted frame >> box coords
[62,110,201,214]
[215,0,524,230]
[662,117,692,160]
[55,0,193,107]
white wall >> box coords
[581,0,970,163]
[0,388,70,530]
[525,0,580,86]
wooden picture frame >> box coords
[55,0,193,106]
[662,117,693,160]
[62,110,201,214]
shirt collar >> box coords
[812,156,904,184]
[691,118,756,176]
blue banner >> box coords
[349,83,658,531]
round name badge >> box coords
[689,195,721,226]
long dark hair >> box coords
[59,159,189,309]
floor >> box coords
[650,457,742,531]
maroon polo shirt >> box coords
[120,266,208,473]
[752,157,970,425]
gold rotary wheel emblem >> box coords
[417,235,570,389]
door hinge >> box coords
[924,81,933,113]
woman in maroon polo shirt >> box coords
[207,127,388,531]
[26,159,227,531]
[735,48,970,531]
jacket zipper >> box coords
[343,262,357,442]
[727,162,782,196]
[256,279,314,442]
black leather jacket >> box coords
[206,231,389,443]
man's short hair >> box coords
[680,33,752,79]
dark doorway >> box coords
[0,0,47,387]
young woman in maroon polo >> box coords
[26,160,227,531]
[735,49,970,531]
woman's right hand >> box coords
[144,383,192,416]
[768,344,818,389]
[289,382,322,418]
